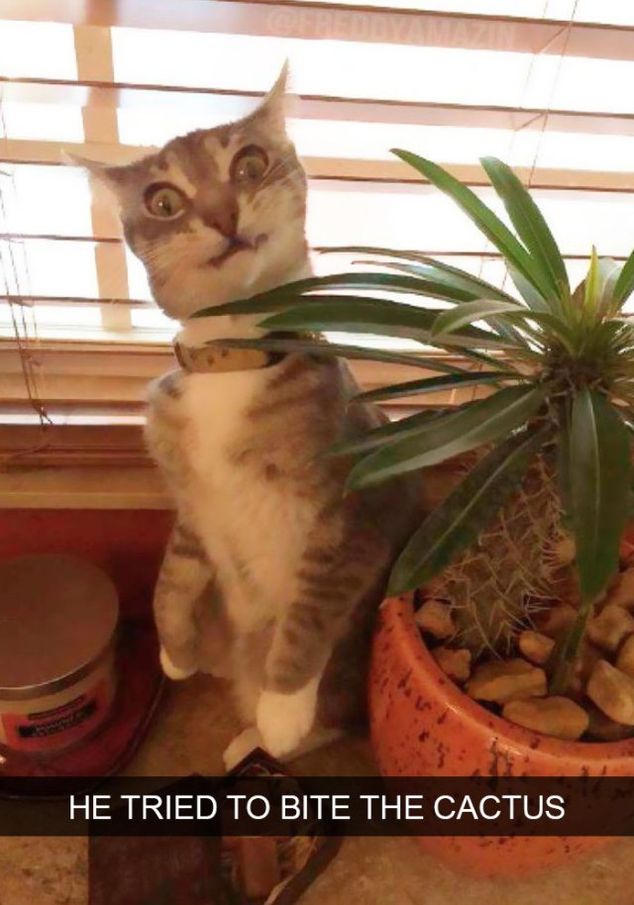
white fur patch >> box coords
[256,679,319,758]
[175,346,318,634]
[159,646,197,681]
[223,726,264,771]
[203,134,238,181]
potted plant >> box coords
[194,153,634,875]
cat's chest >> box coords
[175,371,264,505]
[177,370,312,605]
[179,370,310,533]
[180,370,264,478]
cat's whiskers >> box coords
[257,152,300,193]
[142,235,210,273]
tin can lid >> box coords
[0,554,119,691]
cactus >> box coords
[437,457,564,656]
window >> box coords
[2,1,634,435]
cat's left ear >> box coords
[252,61,290,132]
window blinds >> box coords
[1,0,633,349]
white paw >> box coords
[223,726,264,772]
[256,679,319,759]
[159,646,197,681]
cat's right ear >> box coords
[251,61,290,133]
[62,151,129,194]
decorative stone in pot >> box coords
[369,593,634,879]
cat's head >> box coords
[83,66,308,321]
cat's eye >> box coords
[144,183,186,219]
[230,145,269,185]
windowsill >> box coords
[0,463,170,509]
[0,339,479,508]
[0,337,477,409]
[0,456,459,512]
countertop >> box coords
[1,674,632,905]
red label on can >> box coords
[1,680,110,753]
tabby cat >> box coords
[83,67,421,768]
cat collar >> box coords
[173,332,293,374]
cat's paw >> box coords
[223,726,264,772]
[256,680,319,759]
[159,646,197,681]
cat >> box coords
[81,66,422,768]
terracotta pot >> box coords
[369,593,634,878]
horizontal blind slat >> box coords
[2,2,634,59]
[3,78,634,138]
[5,140,634,192]
[1,1,631,362]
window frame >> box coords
[3,0,634,462]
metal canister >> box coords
[0,554,119,755]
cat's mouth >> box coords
[205,234,267,268]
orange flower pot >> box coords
[369,594,634,878]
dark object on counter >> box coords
[236,837,281,902]
[224,748,342,905]
[90,836,238,905]
[88,748,342,905]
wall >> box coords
[1,509,173,620]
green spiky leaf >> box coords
[480,156,569,301]
[329,409,448,457]
[556,408,573,530]
[356,370,515,403]
[507,266,550,312]
[259,299,511,350]
[612,248,634,308]
[353,258,529,345]
[584,246,601,316]
[569,388,631,601]
[346,384,546,490]
[348,255,521,305]
[595,257,622,315]
[502,308,576,352]
[192,270,483,319]
[392,149,555,302]
[431,299,525,337]
[387,425,551,594]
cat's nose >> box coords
[198,188,239,238]
[207,206,238,238]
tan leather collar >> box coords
[173,335,289,374]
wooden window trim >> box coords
[0,337,490,474]
[3,2,634,61]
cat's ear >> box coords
[252,61,290,132]
[62,151,130,193]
